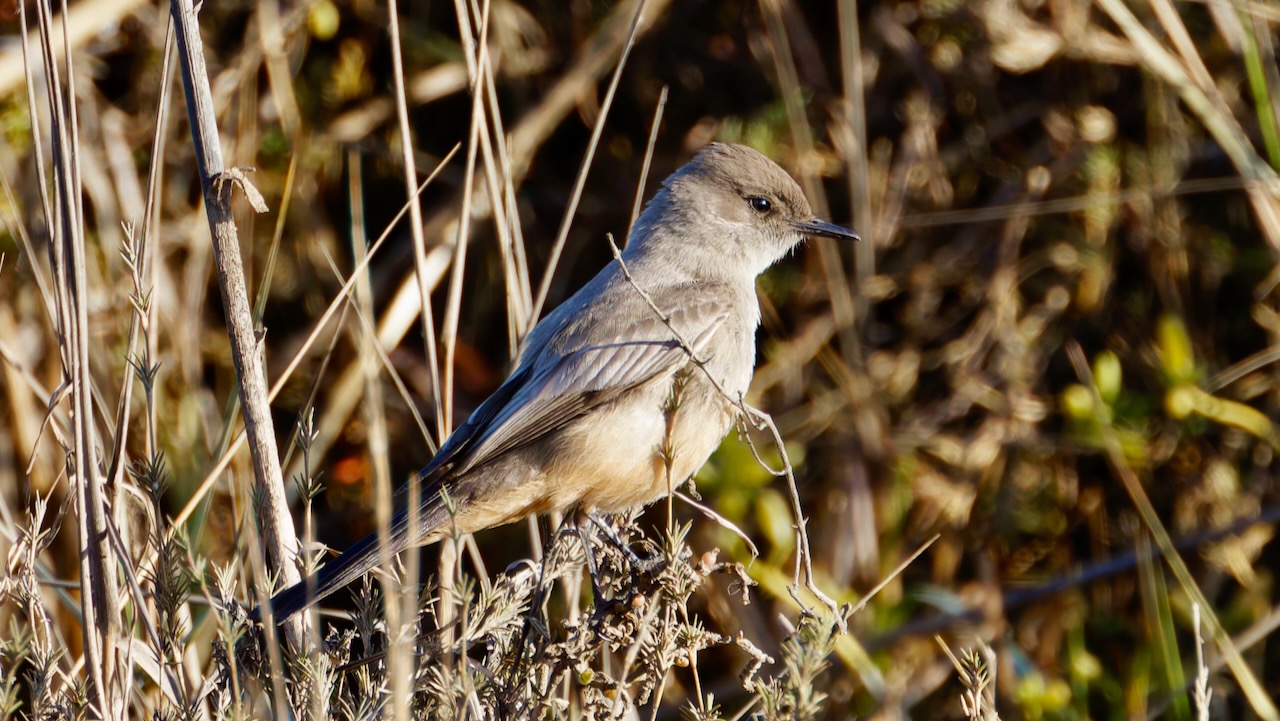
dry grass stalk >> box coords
[26,0,127,714]
[168,0,303,651]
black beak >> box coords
[792,218,861,241]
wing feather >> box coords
[441,289,732,477]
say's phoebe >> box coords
[267,143,859,619]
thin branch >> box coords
[673,490,759,559]
[628,85,668,238]
[441,0,493,435]
[168,0,303,648]
[31,0,125,712]
[387,0,444,441]
[526,0,648,327]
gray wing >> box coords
[425,288,731,480]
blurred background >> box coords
[1,0,1279,718]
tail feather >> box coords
[264,531,395,620]
[261,484,455,622]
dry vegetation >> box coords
[1,0,1279,719]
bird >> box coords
[265,142,859,620]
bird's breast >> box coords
[563,359,741,514]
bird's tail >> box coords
[260,484,457,622]
[262,531,395,621]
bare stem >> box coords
[167,0,303,647]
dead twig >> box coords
[168,0,303,652]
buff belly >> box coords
[442,372,735,537]
[564,373,734,513]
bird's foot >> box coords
[626,547,664,576]
[582,512,663,572]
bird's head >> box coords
[627,143,859,279]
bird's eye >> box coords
[747,196,772,214]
